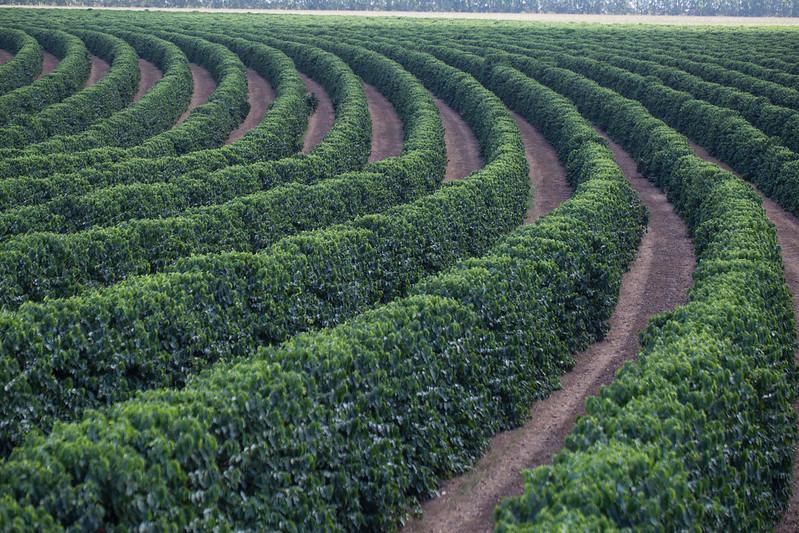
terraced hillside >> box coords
[0,9,796,532]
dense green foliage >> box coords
[0,35,645,528]
[0,9,795,532]
[0,30,139,148]
[0,28,41,95]
[0,39,437,307]
[0,27,90,125]
[17,30,193,153]
[486,41,797,533]
[0,30,528,454]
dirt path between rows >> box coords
[511,111,571,223]
[402,129,694,533]
[434,96,482,181]
[83,55,110,88]
[36,51,59,80]
[300,72,335,154]
[688,142,799,533]
[0,49,11,65]
[133,58,162,102]
[225,67,275,145]
[175,62,216,126]
[364,82,404,162]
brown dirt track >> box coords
[133,58,162,102]
[511,111,571,223]
[364,82,403,162]
[688,143,799,533]
[434,96,482,181]
[36,51,59,80]
[402,129,695,533]
[225,67,275,145]
[0,49,11,65]
[83,55,109,88]
[175,62,216,125]
[300,72,335,153]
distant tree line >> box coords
[2,0,797,16]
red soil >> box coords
[0,49,11,65]
[175,62,216,126]
[300,72,335,153]
[83,55,110,88]
[688,142,799,533]
[225,67,275,145]
[434,96,482,181]
[36,51,59,80]
[133,58,162,102]
[401,129,694,533]
[364,81,403,162]
[511,111,571,223]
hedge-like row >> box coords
[0,27,90,126]
[0,43,494,453]
[461,35,799,222]
[662,47,799,90]
[464,32,799,156]
[0,28,41,95]
[0,30,248,179]
[0,29,139,149]
[585,39,799,111]
[0,34,304,209]
[592,49,799,153]
[504,27,799,87]
[0,39,364,240]
[15,29,192,154]
[489,50,797,531]
[539,51,799,219]
[453,27,799,90]
[0,38,441,308]
[127,31,249,157]
[0,43,646,531]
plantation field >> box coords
[0,9,797,531]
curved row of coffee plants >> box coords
[0,34,307,206]
[0,29,139,149]
[443,35,799,223]
[0,38,433,308]
[481,25,799,86]
[0,10,796,532]
[476,47,796,532]
[0,41,365,244]
[0,35,526,455]
[0,27,90,126]
[0,20,649,531]
[453,33,799,154]
[0,28,41,95]
[380,22,799,528]
[3,29,249,160]
[536,49,799,218]
[0,29,249,177]
[11,29,192,154]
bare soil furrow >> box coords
[510,111,571,223]
[225,67,275,145]
[300,72,334,153]
[175,62,216,126]
[83,55,110,88]
[133,58,162,102]
[434,96,482,181]
[402,129,694,533]
[364,81,403,162]
[36,51,59,80]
